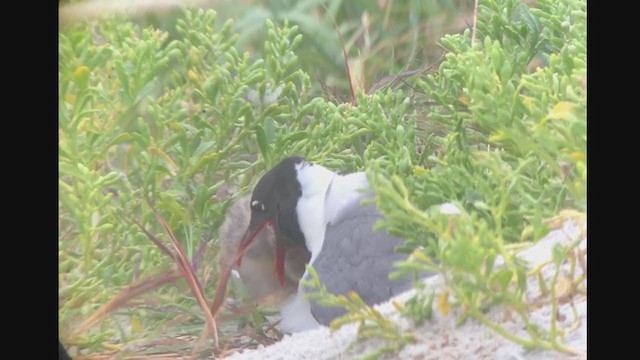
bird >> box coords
[218,194,310,307]
[234,156,423,333]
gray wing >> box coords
[306,200,415,325]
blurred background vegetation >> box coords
[61,0,473,98]
[59,0,585,358]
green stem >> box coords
[549,262,561,347]
[469,306,535,347]
[468,306,582,355]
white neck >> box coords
[294,162,335,264]
[295,162,371,264]
[323,171,369,224]
[285,161,371,333]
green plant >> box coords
[59,9,319,354]
[209,0,472,96]
[365,0,586,355]
[302,0,585,356]
[59,7,425,355]
[59,0,586,357]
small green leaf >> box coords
[263,117,277,145]
[158,193,189,225]
[552,243,565,267]
[114,60,130,102]
[256,125,270,164]
[492,269,513,291]
[73,66,90,90]
[284,131,307,143]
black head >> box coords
[236,157,308,285]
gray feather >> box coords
[306,198,415,325]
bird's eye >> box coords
[251,200,265,212]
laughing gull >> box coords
[235,157,419,333]
[218,195,310,306]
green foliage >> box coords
[58,9,306,350]
[59,0,585,356]
[59,7,423,353]
[364,0,586,354]
[210,0,472,95]
[401,288,435,326]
